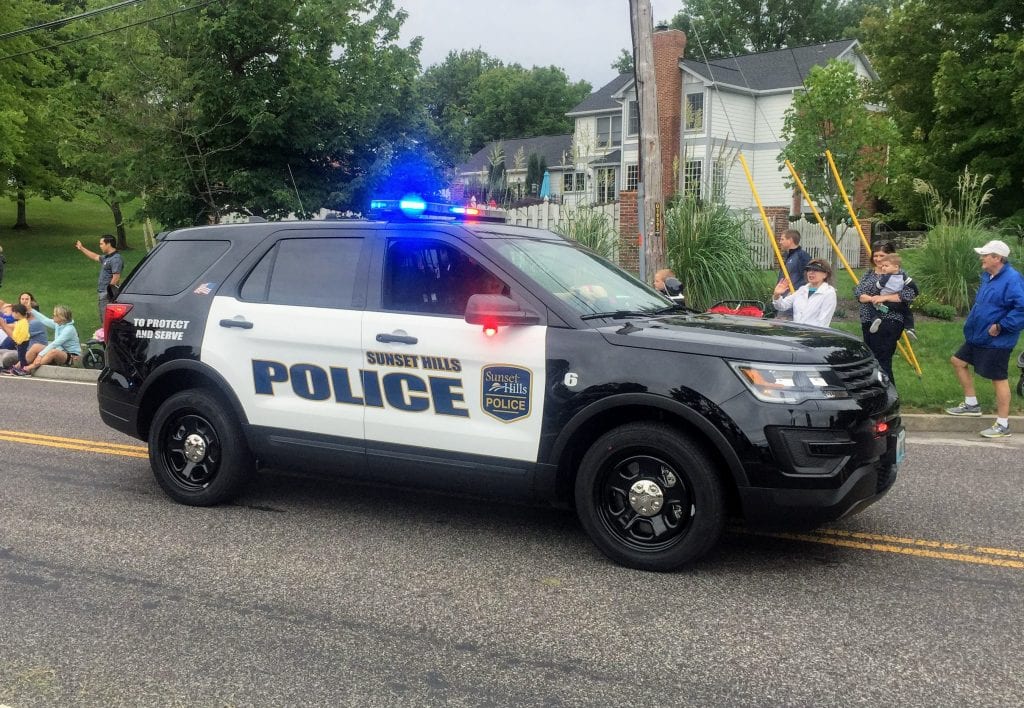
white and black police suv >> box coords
[97,198,904,571]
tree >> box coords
[862,1,1024,224]
[465,65,589,154]
[0,0,73,230]
[671,0,886,60]
[611,48,633,74]
[418,49,504,167]
[71,0,422,227]
[779,59,895,235]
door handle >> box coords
[220,318,253,329]
[376,333,418,345]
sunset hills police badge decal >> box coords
[481,364,532,422]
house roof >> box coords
[456,134,573,175]
[681,39,869,92]
[567,73,633,115]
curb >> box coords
[30,366,101,383]
[19,367,1020,434]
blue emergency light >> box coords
[369,195,504,223]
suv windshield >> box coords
[489,236,671,317]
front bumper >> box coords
[737,424,903,526]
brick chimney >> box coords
[652,28,686,197]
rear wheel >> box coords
[149,389,252,505]
[575,422,725,571]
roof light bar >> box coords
[368,196,505,223]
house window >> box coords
[563,172,585,192]
[684,160,702,199]
[626,164,639,191]
[711,160,727,200]
[627,101,639,136]
[595,167,617,203]
[685,92,705,132]
[575,172,585,191]
[597,115,622,147]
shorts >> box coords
[953,343,1012,381]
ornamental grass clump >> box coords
[664,195,764,309]
[554,207,618,260]
[914,169,995,314]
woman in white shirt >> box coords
[771,259,837,328]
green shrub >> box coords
[917,299,956,320]
[913,169,994,315]
[664,195,765,309]
[553,207,618,260]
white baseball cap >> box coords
[974,240,1010,258]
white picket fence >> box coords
[503,201,619,232]
[744,217,866,269]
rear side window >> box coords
[122,241,230,296]
[239,237,364,308]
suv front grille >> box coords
[832,358,888,404]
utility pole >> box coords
[629,0,665,281]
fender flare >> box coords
[547,393,750,487]
[138,359,251,436]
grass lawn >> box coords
[0,193,149,337]
[2,193,1022,412]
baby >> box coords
[870,253,916,338]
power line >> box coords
[0,0,148,43]
[0,0,220,63]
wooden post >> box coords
[630,0,665,281]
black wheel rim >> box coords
[160,413,222,492]
[594,453,694,553]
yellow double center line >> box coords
[0,429,148,458]
[735,527,1024,569]
[2,429,1021,569]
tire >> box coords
[82,347,104,370]
[148,389,253,506]
[575,422,725,571]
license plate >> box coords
[895,428,906,467]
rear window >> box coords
[122,241,231,296]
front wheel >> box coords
[575,422,725,571]
[149,389,253,506]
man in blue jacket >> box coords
[945,240,1024,437]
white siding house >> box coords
[454,38,878,222]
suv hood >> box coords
[596,313,871,365]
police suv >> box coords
[97,199,904,571]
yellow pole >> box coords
[822,152,923,376]
[784,160,858,285]
[825,149,872,256]
[738,152,793,292]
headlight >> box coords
[729,361,850,404]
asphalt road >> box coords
[1,377,1022,706]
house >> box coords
[454,31,879,269]
[452,134,572,205]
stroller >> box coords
[80,328,105,370]
[706,300,766,318]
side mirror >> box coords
[465,294,540,327]
[664,277,684,297]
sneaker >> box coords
[869,317,882,334]
[980,423,1011,438]
[945,401,982,417]
[11,365,31,377]
[905,328,918,341]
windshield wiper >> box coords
[580,310,652,321]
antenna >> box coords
[287,163,306,218]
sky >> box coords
[393,0,680,89]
